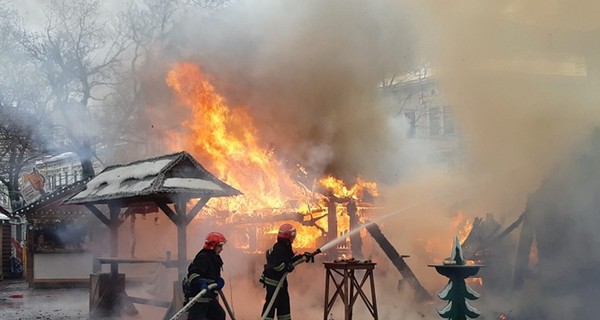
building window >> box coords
[429,106,455,136]
[428,107,442,136]
[443,106,455,135]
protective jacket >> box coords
[260,239,304,320]
[184,248,223,299]
[260,239,303,286]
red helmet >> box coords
[204,232,227,250]
[277,223,296,240]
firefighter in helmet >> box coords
[260,223,311,320]
[182,232,227,320]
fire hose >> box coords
[217,289,236,320]
[260,249,321,320]
[169,283,218,320]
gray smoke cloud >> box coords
[407,1,600,318]
[13,0,600,319]
[172,0,419,182]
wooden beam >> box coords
[366,223,432,302]
[118,207,134,228]
[185,197,210,225]
[513,209,534,289]
[85,204,110,227]
[155,200,177,224]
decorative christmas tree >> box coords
[429,236,484,319]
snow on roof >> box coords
[66,151,241,204]
[70,159,172,200]
[163,178,222,191]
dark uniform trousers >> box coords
[187,296,226,320]
[261,280,291,320]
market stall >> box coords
[15,180,98,287]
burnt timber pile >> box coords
[511,128,600,319]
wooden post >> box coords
[175,196,189,279]
[327,199,337,244]
[108,202,121,278]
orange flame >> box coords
[319,175,379,200]
[452,211,473,244]
[165,62,377,249]
[466,277,484,286]
[166,63,298,213]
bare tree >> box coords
[189,0,232,10]
[97,0,185,161]
[17,0,131,178]
[0,1,47,209]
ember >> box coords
[332,257,373,264]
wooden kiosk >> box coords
[65,151,241,318]
[14,180,93,287]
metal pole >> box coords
[169,283,218,320]
[217,290,236,320]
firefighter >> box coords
[260,223,311,320]
[182,232,227,320]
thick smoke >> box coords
[174,0,418,182]
[419,0,600,181]
[13,0,600,319]
[410,1,600,318]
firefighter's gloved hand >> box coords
[285,263,295,273]
[216,277,225,290]
[303,252,315,263]
[199,280,209,291]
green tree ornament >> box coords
[429,236,484,319]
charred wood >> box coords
[365,222,432,302]
[230,212,305,224]
[513,209,534,289]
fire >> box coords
[319,176,379,199]
[466,277,484,286]
[166,63,295,213]
[452,211,473,244]
[165,62,377,249]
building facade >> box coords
[381,66,463,171]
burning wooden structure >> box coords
[508,129,600,319]
[64,151,241,318]
[458,212,523,292]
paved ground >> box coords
[0,279,168,320]
[0,279,88,320]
